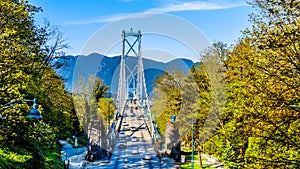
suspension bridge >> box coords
[104,29,178,168]
[68,29,180,169]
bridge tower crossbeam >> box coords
[117,29,149,112]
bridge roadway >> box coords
[102,101,178,168]
[72,101,179,169]
[109,101,161,168]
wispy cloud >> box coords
[66,13,159,25]
[66,13,130,25]
[67,1,246,25]
[147,1,246,13]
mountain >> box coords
[51,53,196,95]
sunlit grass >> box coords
[180,163,215,169]
[181,148,212,168]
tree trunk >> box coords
[198,150,203,168]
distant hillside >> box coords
[51,53,196,95]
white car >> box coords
[117,140,126,148]
[119,131,126,138]
[143,153,152,160]
[131,146,139,154]
[130,126,137,131]
[131,136,138,142]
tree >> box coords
[216,39,257,168]
[93,78,109,102]
[151,71,184,136]
[242,1,300,167]
[207,1,300,168]
[97,98,116,129]
[184,42,226,166]
[73,75,112,148]
[0,1,79,168]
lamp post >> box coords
[0,98,42,119]
[72,135,78,148]
[0,98,43,167]
[61,151,69,169]
[192,119,194,169]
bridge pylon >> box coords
[117,29,149,111]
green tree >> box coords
[0,1,79,168]
[216,39,257,168]
[242,1,300,167]
[208,1,300,168]
[152,71,184,136]
[185,42,226,166]
[73,75,112,147]
[98,98,116,129]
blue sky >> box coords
[29,0,254,61]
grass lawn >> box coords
[180,147,215,169]
[180,163,216,169]
[182,153,207,161]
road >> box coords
[67,101,179,169]
[108,101,162,168]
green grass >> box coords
[183,153,207,161]
[181,147,208,161]
[181,148,213,169]
[180,163,216,169]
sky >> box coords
[29,0,254,62]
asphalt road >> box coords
[66,101,179,169]
[108,101,162,168]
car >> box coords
[143,153,152,160]
[130,136,138,142]
[130,126,137,131]
[122,127,129,131]
[131,146,139,154]
[119,131,126,138]
[117,141,126,148]
[122,121,129,126]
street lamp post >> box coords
[72,135,78,148]
[61,151,69,169]
[0,98,43,168]
[192,119,194,169]
[0,98,42,119]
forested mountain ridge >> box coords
[52,53,195,94]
